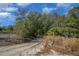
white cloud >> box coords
[17,3,31,7]
[57,3,72,8]
[42,6,56,14]
[3,7,18,12]
[0,12,10,16]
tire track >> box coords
[0,42,39,56]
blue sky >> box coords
[0,3,79,26]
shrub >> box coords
[41,36,79,53]
[42,36,64,49]
[47,27,79,38]
[15,13,55,41]
[64,38,79,51]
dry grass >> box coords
[64,38,79,51]
[41,36,65,48]
[38,36,79,56]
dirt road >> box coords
[0,42,41,56]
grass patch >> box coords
[39,36,79,55]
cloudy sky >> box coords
[0,3,79,26]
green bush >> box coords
[14,6,79,43]
[15,13,55,41]
[47,27,79,38]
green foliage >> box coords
[47,7,79,38]
[0,24,14,32]
[14,6,79,42]
[6,25,14,32]
[74,7,79,10]
[15,13,55,39]
[69,6,79,19]
[0,26,4,31]
[66,18,79,29]
[47,27,79,37]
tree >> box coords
[15,12,56,41]
[69,7,79,19]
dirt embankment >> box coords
[36,36,79,56]
[0,35,79,56]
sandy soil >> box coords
[0,42,40,56]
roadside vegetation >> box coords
[14,7,79,39]
[0,6,79,55]
[37,36,79,55]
